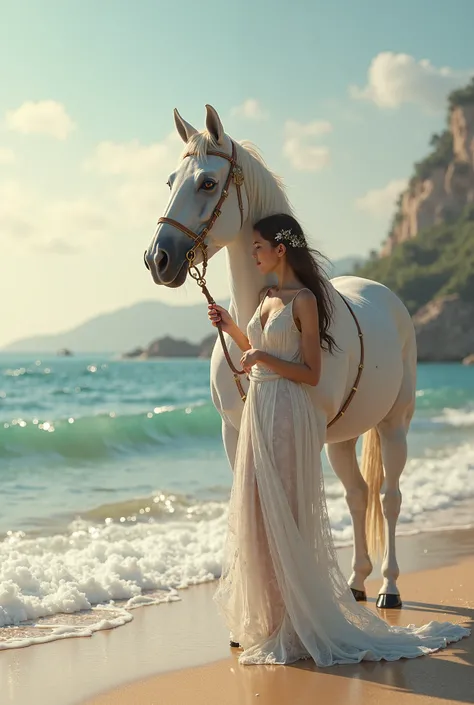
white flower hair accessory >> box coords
[274,228,305,248]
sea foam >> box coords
[1,442,473,649]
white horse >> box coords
[145,105,417,609]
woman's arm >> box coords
[209,289,270,354]
[208,304,251,352]
[245,290,322,386]
[228,322,252,353]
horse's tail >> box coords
[361,427,384,560]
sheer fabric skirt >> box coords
[213,378,470,666]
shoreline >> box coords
[1,526,473,705]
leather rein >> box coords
[153,140,364,427]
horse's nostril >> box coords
[157,249,168,273]
[143,251,150,270]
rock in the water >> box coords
[122,346,145,359]
[121,332,217,360]
[462,353,474,365]
[413,294,474,361]
[144,336,199,358]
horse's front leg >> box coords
[326,438,373,600]
[210,395,243,472]
[210,339,247,471]
[221,418,239,470]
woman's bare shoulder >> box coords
[295,288,317,305]
[293,288,319,319]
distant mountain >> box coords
[3,257,362,353]
[2,300,228,353]
[328,256,363,277]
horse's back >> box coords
[318,276,416,443]
[331,275,415,349]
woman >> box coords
[208,213,469,666]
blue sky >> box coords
[1,0,473,345]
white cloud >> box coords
[0,130,176,255]
[86,133,181,229]
[39,239,78,254]
[116,180,164,229]
[283,119,332,171]
[355,178,408,219]
[350,52,473,111]
[5,100,76,140]
[86,133,180,177]
[0,180,111,253]
[230,99,268,121]
[0,180,34,238]
[0,148,16,165]
[48,199,112,236]
[87,140,169,176]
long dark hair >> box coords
[254,213,337,353]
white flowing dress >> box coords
[213,291,470,666]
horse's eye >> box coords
[201,179,216,191]
[166,180,171,190]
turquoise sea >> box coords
[0,354,473,646]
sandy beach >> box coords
[0,527,472,705]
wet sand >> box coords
[1,528,473,705]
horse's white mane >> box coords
[181,131,293,223]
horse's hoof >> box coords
[230,640,240,648]
[376,593,402,609]
[351,588,367,602]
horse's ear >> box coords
[205,104,225,145]
[174,109,197,143]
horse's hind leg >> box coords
[326,438,373,600]
[376,363,416,609]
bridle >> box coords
[145,139,364,426]
[146,140,249,401]
[158,140,245,281]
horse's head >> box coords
[145,105,249,287]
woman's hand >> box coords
[240,348,261,373]
[208,304,236,334]
[208,304,252,353]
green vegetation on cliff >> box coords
[412,130,453,183]
[448,76,474,108]
[356,77,474,314]
[355,205,474,314]
[410,77,474,186]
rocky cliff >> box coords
[382,79,474,255]
[354,77,474,361]
[413,294,474,362]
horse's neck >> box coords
[225,144,293,328]
[226,223,269,328]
